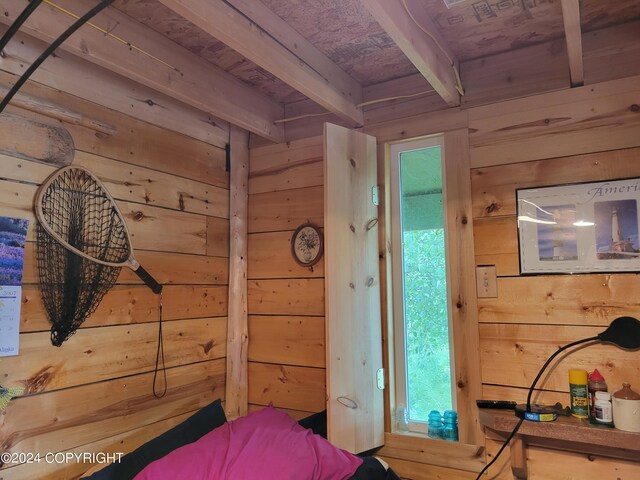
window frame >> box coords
[389,136,455,433]
[381,129,483,449]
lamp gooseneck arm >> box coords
[526,336,599,412]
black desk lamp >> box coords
[476,316,640,480]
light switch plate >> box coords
[476,265,498,298]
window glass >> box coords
[394,143,453,425]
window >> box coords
[390,136,454,433]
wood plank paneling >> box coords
[380,456,477,480]
[248,231,324,279]
[478,274,640,326]
[3,411,195,480]
[20,284,157,332]
[2,317,226,394]
[0,29,230,148]
[247,138,327,429]
[0,359,225,457]
[248,315,325,368]
[248,186,324,233]
[479,323,639,393]
[207,216,231,258]
[0,73,228,188]
[247,403,314,421]
[74,151,230,219]
[377,433,484,473]
[162,286,229,320]
[469,76,640,167]
[0,73,230,480]
[248,362,326,412]
[471,148,640,219]
[461,38,569,108]
[249,137,323,194]
[23,244,229,286]
[473,216,519,277]
[484,438,640,480]
[248,279,324,316]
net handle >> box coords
[134,263,163,294]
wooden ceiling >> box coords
[113,0,639,104]
[0,0,638,143]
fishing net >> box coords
[36,168,129,346]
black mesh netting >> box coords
[36,167,130,346]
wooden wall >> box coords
[246,137,326,420]
[0,73,229,480]
[469,78,640,480]
[260,75,640,479]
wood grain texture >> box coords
[225,126,249,418]
[471,148,640,220]
[248,279,324,316]
[442,129,484,445]
[324,123,384,453]
[478,274,640,326]
[249,139,324,194]
[247,231,324,279]
[2,317,226,394]
[484,437,640,480]
[157,0,363,126]
[74,151,230,219]
[0,73,228,188]
[162,286,228,320]
[4,411,195,480]
[0,0,284,142]
[23,245,228,287]
[479,323,640,393]
[473,216,519,277]
[206,216,231,258]
[469,75,640,167]
[0,359,225,458]
[248,315,325,368]
[560,0,584,87]
[377,432,485,473]
[0,113,74,167]
[248,362,326,412]
[248,186,324,234]
[247,403,315,421]
[460,38,569,108]
[360,0,460,107]
[0,27,229,148]
[0,72,230,480]
[19,284,158,333]
[379,456,478,480]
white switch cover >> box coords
[476,265,497,298]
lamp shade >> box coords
[597,316,640,349]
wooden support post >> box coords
[225,125,249,419]
[510,436,528,480]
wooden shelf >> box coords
[479,409,640,479]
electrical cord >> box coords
[0,0,116,114]
[475,417,524,480]
[0,0,44,52]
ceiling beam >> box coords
[360,0,460,107]
[157,0,364,127]
[560,0,584,87]
[0,0,284,142]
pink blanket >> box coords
[134,406,363,480]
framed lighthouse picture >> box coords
[516,177,640,274]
